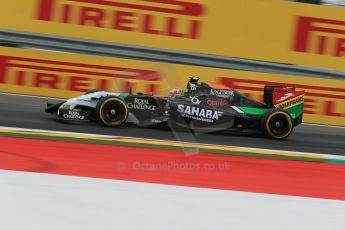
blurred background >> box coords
[0,2,344,230]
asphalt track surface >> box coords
[0,93,344,155]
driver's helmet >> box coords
[189,76,200,83]
[187,76,200,92]
[168,88,183,98]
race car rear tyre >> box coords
[96,96,128,127]
[261,109,293,140]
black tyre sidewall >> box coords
[96,96,128,127]
[261,109,293,140]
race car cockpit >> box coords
[185,76,264,108]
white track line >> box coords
[0,92,64,100]
[300,123,345,129]
[1,126,344,161]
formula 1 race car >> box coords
[45,77,304,140]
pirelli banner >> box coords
[0,47,344,126]
[1,0,345,71]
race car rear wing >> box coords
[264,85,304,110]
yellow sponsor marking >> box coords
[275,95,304,110]
[2,0,345,70]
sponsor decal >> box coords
[206,99,227,107]
[210,89,234,98]
[177,104,223,123]
[63,110,86,120]
[127,98,156,110]
[3,1,345,70]
[152,119,161,123]
[276,93,294,103]
[293,16,345,57]
[190,96,201,105]
[220,77,345,119]
[36,0,205,39]
[274,95,304,110]
[0,55,160,94]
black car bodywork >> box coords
[46,79,304,139]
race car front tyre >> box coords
[96,96,128,127]
[261,109,293,140]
